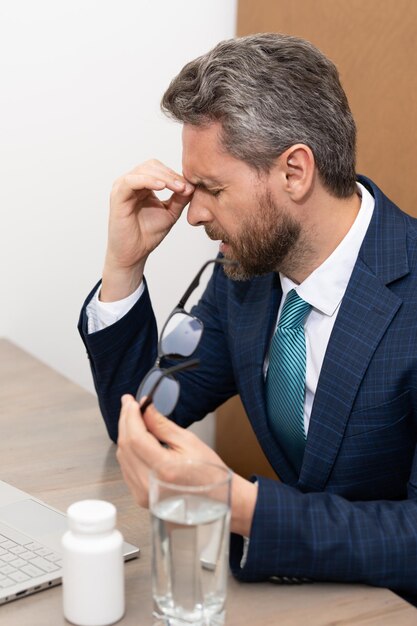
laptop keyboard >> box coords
[0,533,62,589]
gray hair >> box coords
[161,33,357,198]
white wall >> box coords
[0,0,237,442]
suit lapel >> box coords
[299,261,402,490]
[299,176,409,491]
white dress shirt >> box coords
[272,182,374,434]
[87,183,375,437]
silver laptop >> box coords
[0,480,139,604]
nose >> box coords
[186,193,213,226]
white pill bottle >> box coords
[62,500,125,626]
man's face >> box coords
[182,123,301,280]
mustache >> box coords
[204,225,229,243]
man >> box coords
[79,33,417,601]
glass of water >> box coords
[149,459,232,626]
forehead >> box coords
[181,122,253,185]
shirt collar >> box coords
[280,182,375,316]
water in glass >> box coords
[151,493,230,626]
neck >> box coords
[281,187,362,284]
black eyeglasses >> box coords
[136,258,234,415]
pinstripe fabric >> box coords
[79,176,417,601]
[266,290,311,473]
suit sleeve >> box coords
[78,278,158,442]
[78,265,237,442]
[230,447,417,597]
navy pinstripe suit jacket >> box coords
[79,176,417,599]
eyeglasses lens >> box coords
[136,369,180,415]
[160,312,203,357]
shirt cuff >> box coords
[86,281,145,334]
[239,477,257,567]
[240,537,250,568]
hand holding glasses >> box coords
[136,258,235,415]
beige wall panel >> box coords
[216,396,277,479]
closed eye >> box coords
[208,188,222,197]
[193,182,224,197]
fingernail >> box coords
[173,179,185,189]
[121,394,132,406]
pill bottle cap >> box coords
[67,500,116,534]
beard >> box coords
[205,190,302,281]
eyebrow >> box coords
[184,176,223,189]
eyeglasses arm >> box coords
[176,258,236,309]
[139,358,200,414]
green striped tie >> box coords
[266,289,312,473]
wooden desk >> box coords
[0,338,416,625]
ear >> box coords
[277,144,315,202]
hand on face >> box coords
[116,395,225,508]
[101,160,194,301]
